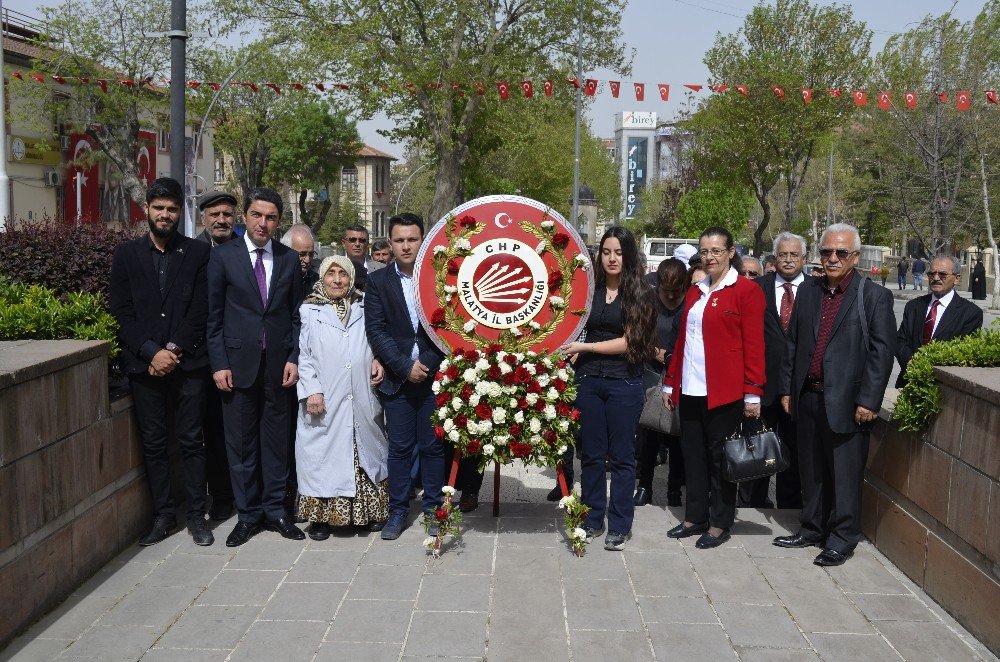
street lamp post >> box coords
[0,0,11,230]
[570,0,584,233]
[395,161,431,215]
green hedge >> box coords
[0,279,119,356]
[893,322,1000,431]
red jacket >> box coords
[664,274,766,409]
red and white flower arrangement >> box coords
[423,485,462,557]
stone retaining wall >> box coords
[0,340,150,648]
[865,366,1000,656]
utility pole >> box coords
[169,0,187,229]
[0,0,10,230]
[570,0,583,233]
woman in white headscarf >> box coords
[295,256,388,540]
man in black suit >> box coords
[110,178,214,547]
[195,190,239,521]
[775,223,895,567]
[896,255,983,387]
[739,232,809,510]
[365,213,445,540]
[207,187,305,547]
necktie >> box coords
[922,299,940,345]
[779,282,794,333]
[254,249,268,349]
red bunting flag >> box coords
[957,91,971,111]
[497,81,509,100]
[290,83,304,91]
[709,84,729,92]
[735,84,748,97]
[987,90,999,105]
[97,79,107,93]
[333,83,350,90]
[772,85,784,100]
[609,80,620,98]
[634,82,645,101]
[566,77,580,88]
[826,89,842,97]
[584,79,597,96]
[937,91,948,103]
[878,91,891,109]
[11,72,23,80]
[264,83,281,94]
[905,92,917,109]
[314,83,326,92]
[426,83,442,90]
[452,82,462,96]
[801,88,812,104]
[520,80,533,98]
[684,84,703,92]
[405,83,416,95]
[29,73,44,83]
[117,79,135,87]
[186,81,201,89]
[658,84,670,101]
[206,82,221,91]
[474,82,486,95]
[852,90,867,106]
[543,80,553,97]
[53,75,66,84]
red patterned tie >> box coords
[779,282,794,333]
[922,299,940,345]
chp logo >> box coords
[415,195,594,354]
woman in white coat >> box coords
[296,256,388,540]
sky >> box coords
[2,0,987,158]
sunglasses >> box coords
[345,237,368,244]
[819,248,858,260]
[927,271,956,279]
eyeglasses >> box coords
[698,248,729,257]
[818,248,859,260]
[345,237,368,244]
[776,252,802,260]
[744,271,761,278]
[296,250,316,258]
[927,271,957,279]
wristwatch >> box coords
[165,342,183,358]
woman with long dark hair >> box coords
[662,226,765,549]
[561,226,656,551]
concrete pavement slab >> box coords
[154,605,259,650]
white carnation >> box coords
[437,406,448,418]
[528,320,541,330]
[444,285,457,294]
[493,434,509,446]
[558,495,575,508]
[502,385,517,395]
[558,444,568,454]
[423,536,437,547]
[544,404,557,420]
[557,369,569,380]
[514,353,525,362]
[549,296,566,308]
[541,220,555,229]
[514,410,525,424]
[492,408,506,424]
[530,434,542,445]
[572,527,587,540]
[558,420,570,432]
[455,238,472,251]
[542,357,554,368]
[537,374,550,387]
[452,397,463,410]
[489,383,503,397]
[443,419,455,432]
[475,381,490,395]
[441,485,456,496]
[463,368,478,383]
[476,359,489,371]
[448,429,460,442]
[547,387,559,400]
[525,393,539,406]
[483,443,496,455]
[463,319,477,333]
[470,393,481,407]
[499,362,513,375]
[440,359,450,370]
[433,245,447,255]
[525,363,536,375]
[431,380,441,394]
[509,398,518,408]
[529,418,541,433]
[575,253,590,270]
[535,241,546,254]
[510,326,522,337]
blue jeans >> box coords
[898,274,907,289]
[913,273,923,289]
[381,383,444,516]
[576,375,644,534]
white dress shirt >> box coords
[774,271,805,309]
[925,288,955,337]
[395,262,421,360]
[244,233,273,297]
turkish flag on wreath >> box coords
[65,134,100,224]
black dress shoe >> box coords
[459,491,479,513]
[773,533,823,549]
[139,515,178,546]
[265,517,306,541]
[308,522,331,541]
[633,486,651,507]
[208,499,233,521]
[814,548,853,566]
[226,521,260,547]
[667,522,709,539]
[695,530,731,549]
[187,517,214,546]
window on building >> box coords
[342,166,358,191]
[157,116,170,152]
[214,155,225,184]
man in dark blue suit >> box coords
[110,178,213,547]
[207,187,305,547]
[365,213,445,540]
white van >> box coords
[643,237,699,274]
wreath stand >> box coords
[445,455,571,517]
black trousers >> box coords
[203,373,233,505]
[221,353,292,523]
[130,369,207,521]
[679,395,742,530]
[737,402,802,509]
[796,390,869,554]
[635,427,684,491]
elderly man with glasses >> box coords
[341,224,385,292]
[895,255,983,387]
[775,223,895,567]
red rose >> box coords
[553,378,567,393]
[502,372,517,386]
[447,258,461,274]
[465,349,480,362]
[435,371,444,381]
[455,413,469,428]
[431,307,447,327]
[570,408,581,421]
[558,360,568,369]
[487,365,502,380]
[467,439,482,454]
[552,232,570,248]
[475,403,493,420]
[543,430,558,444]
[504,353,518,366]
[511,442,531,458]
[487,343,503,354]
[534,362,548,374]
[548,271,563,289]
[459,215,477,229]
[533,400,545,412]
[556,402,570,416]
[436,393,449,407]
[435,508,449,521]
[446,365,460,380]
[461,384,473,400]
[434,425,445,439]
[527,380,542,394]
[515,366,532,383]
[509,424,523,438]
[453,348,465,358]
[517,397,529,409]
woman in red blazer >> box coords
[661,226,765,549]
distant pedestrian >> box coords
[970,259,987,300]
[912,256,926,290]
[879,263,890,287]
[897,257,909,290]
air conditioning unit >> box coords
[59,135,71,152]
[43,171,61,187]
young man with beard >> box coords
[110,178,214,546]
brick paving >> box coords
[2,464,997,662]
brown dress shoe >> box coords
[458,491,479,513]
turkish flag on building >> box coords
[520,81,533,98]
[130,130,157,223]
[584,79,597,96]
[852,90,867,106]
[544,80,553,97]
[658,84,669,101]
[609,80,620,98]
[956,91,971,111]
[65,134,100,224]
[735,84,748,97]
[634,82,645,101]
[878,91,891,109]
[497,82,509,100]
[801,89,813,104]
[987,90,999,105]
[772,85,784,100]
[905,92,917,109]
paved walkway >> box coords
[3,464,996,662]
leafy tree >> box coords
[675,179,755,243]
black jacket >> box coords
[109,233,211,374]
[895,291,983,386]
[757,272,811,406]
[780,275,896,434]
[206,237,302,388]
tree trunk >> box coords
[430,147,467,222]
[298,189,311,226]
[312,196,333,236]
[979,152,1000,310]
[753,195,772,255]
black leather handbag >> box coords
[722,417,789,483]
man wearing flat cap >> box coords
[197,190,239,247]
